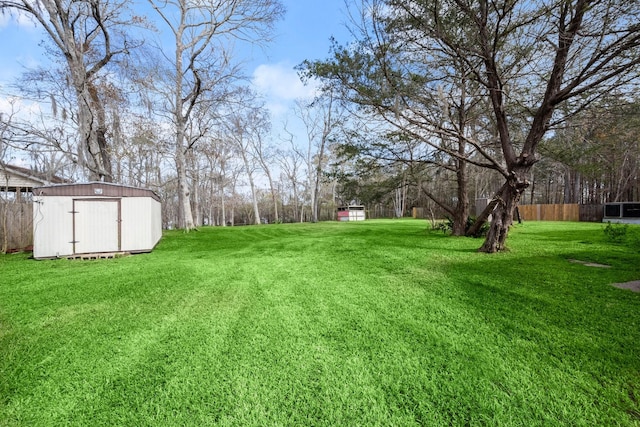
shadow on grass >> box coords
[441,252,640,355]
[437,252,640,420]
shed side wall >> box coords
[33,196,74,259]
[150,199,162,247]
[120,197,162,252]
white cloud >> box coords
[0,10,38,29]
[252,62,319,101]
[251,62,322,121]
[264,101,289,118]
[0,95,24,115]
[0,95,44,120]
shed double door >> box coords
[73,199,121,254]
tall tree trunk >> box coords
[239,149,261,225]
[173,27,195,230]
[311,186,320,222]
[175,109,195,229]
[292,184,299,222]
[250,177,261,225]
[87,82,113,182]
[193,176,200,227]
[220,182,226,226]
[175,144,194,230]
[221,160,229,226]
[190,151,201,227]
[393,187,403,218]
[453,153,469,236]
[265,169,278,223]
[75,80,112,181]
[478,169,530,253]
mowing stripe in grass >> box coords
[1,220,639,426]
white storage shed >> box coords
[32,183,162,259]
[337,205,366,221]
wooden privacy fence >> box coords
[1,201,33,252]
[578,204,604,222]
[414,203,603,222]
[518,204,603,222]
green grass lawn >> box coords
[1,220,639,426]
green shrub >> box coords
[432,220,448,233]
[603,221,628,243]
[437,216,490,238]
[466,216,491,238]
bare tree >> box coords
[0,99,20,164]
[294,91,341,223]
[224,99,271,225]
[252,132,280,223]
[0,0,142,181]
[110,112,168,189]
[276,132,305,222]
[0,92,86,179]
[147,0,284,230]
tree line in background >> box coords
[0,0,639,252]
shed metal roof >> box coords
[33,182,161,202]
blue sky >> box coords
[262,0,349,66]
[0,12,44,86]
[0,0,353,123]
[249,0,352,119]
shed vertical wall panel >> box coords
[120,197,162,252]
[33,196,74,259]
[120,197,144,252]
[349,210,366,221]
[150,198,162,247]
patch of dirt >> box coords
[611,281,640,293]
[568,259,640,292]
[568,259,611,268]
